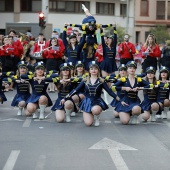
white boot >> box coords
[151,110,157,122]
[33,110,38,119]
[94,115,100,127]
[130,115,138,124]
[71,112,76,117]
[103,89,109,105]
[65,109,72,122]
[82,4,87,11]
[17,106,23,116]
[162,107,169,119]
[39,105,46,120]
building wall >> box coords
[0,0,135,42]
[135,0,170,43]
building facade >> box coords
[0,0,135,41]
[135,0,170,44]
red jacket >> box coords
[118,42,136,59]
[43,47,63,59]
[141,44,161,58]
[13,40,23,57]
[45,39,65,53]
[3,44,19,57]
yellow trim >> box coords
[120,77,126,82]
[63,28,67,31]
[111,86,116,92]
[100,33,104,36]
[28,75,33,79]
[8,78,12,83]
[156,81,160,85]
[82,24,86,30]
[149,84,154,88]
[114,30,117,34]
[164,83,169,88]
[137,77,142,82]
[107,24,111,27]
[82,31,86,34]
[72,24,75,27]
[52,78,57,83]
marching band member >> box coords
[62,24,86,66]
[114,61,151,125]
[110,64,127,118]
[21,62,52,119]
[62,61,119,127]
[9,61,31,116]
[43,37,64,92]
[100,26,118,104]
[33,33,46,61]
[157,66,170,119]
[141,34,161,73]
[8,29,23,59]
[140,66,159,122]
[50,63,77,123]
[118,34,136,65]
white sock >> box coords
[151,110,157,122]
[39,104,46,120]
[17,106,23,116]
[33,109,38,119]
[65,109,72,122]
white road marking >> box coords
[89,138,137,170]
[35,155,46,170]
[2,150,20,170]
[22,118,32,127]
[0,118,24,122]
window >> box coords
[168,1,170,19]
[140,0,148,16]
[120,4,127,16]
[96,2,115,15]
[0,0,14,12]
[49,1,90,13]
[20,0,41,12]
[156,1,165,19]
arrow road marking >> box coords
[2,150,20,170]
[89,138,137,170]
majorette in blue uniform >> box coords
[157,66,170,119]
[110,64,127,107]
[115,61,151,113]
[50,63,77,111]
[10,61,31,108]
[100,26,118,73]
[62,26,86,66]
[140,66,159,112]
[64,61,119,113]
[21,62,52,107]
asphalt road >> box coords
[1,65,170,170]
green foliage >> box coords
[149,25,170,44]
[104,25,126,43]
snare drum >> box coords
[33,52,43,59]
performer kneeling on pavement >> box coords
[113,61,152,125]
[140,66,159,122]
[9,61,31,116]
[50,63,78,123]
[62,61,120,127]
[157,66,170,119]
[109,64,127,118]
[21,62,52,119]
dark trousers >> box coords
[142,56,157,73]
[120,58,134,65]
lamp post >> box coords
[120,0,129,34]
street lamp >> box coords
[120,0,129,34]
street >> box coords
[1,86,170,170]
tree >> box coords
[104,25,126,43]
[149,25,170,44]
